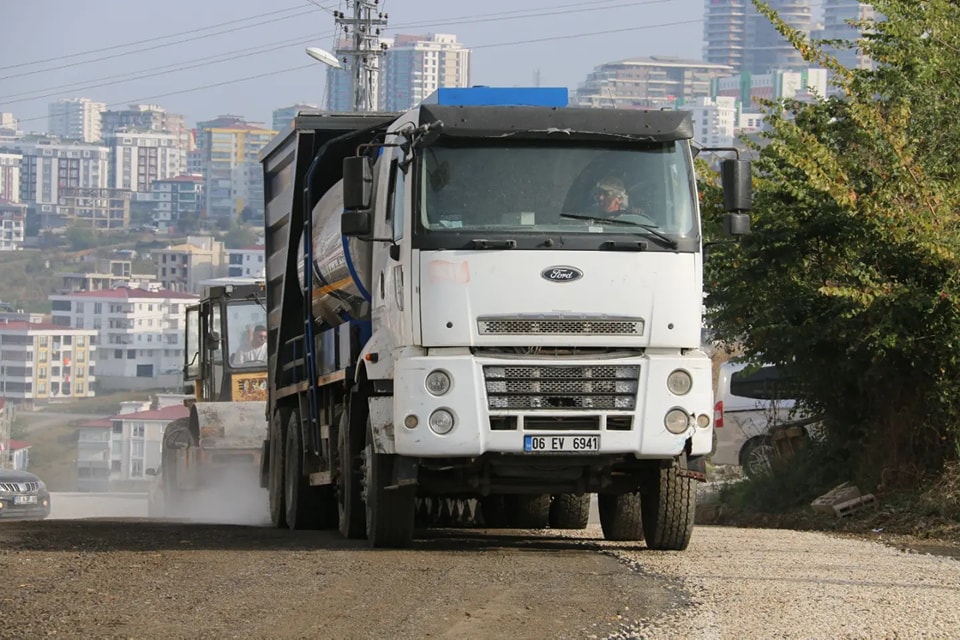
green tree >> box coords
[704,0,960,487]
[64,225,98,251]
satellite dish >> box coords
[305,47,341,69]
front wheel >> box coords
[510,494,551,529]
[641,458,696,551]
[598,493,643,541]
[362,418,416,548]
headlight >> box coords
[425,369,452,396]
[666,369,693,396]
[664,408,691,434]
[428,408,455,435]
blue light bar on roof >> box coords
[421,86,568,107]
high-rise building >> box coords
[382,34,470,111]
[48,98,106,142]
[195,116,277,220]
[15,138,110,205]
[101,104,192,165]
[104,130,184,192]
[704,0,814,74]
[150,174,204,231]
[272,104,319,131]
[821,0,877,71]
[574,57,733,110]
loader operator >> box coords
[231,324,267,365]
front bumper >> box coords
[0,495,51,520]
[393,350,713,458]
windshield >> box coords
[418,142,697,238]
[225,300,267,369]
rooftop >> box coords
[52,287,198,300]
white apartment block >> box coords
[0,201,26,251]
[0,319,98,408]
[156,235,227,293]
[685,96,738,148]
[76,404,188,490]
[105,130,185,192]
[150,174,203,230]
[15,139,109,205]
[227,244,265,278]
[0,151,20,203]
[49,286,198,390]
[383,34,471,111]
[48,98,106,143]
[0,113,17,132]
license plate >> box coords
[14,495,37,505]
[523,434,600,453]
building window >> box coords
[111,460,121,472]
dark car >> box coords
[0,469,51,520]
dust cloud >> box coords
[160,463,271,526]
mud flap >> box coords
[387,455,418,490]
[679,454,707,482]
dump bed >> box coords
[259,111,396,413]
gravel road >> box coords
[1,517,957,639]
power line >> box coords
[471,18,702,50]
[2,0,673,103]
[0,4,326,72]
[0,8,325,82]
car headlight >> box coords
[428,408,455,435]
[425,369,452,396]
[667,369,693,396]
[664,408,691,434]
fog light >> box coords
[404,414,419,429]
[664,408,691,434]
[667,369,693,396]
[425,369,452,396]
[697,413,711,429]
[428,408,455,435]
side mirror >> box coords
[343,156,373,210]
[721,159,752,213]
[341,211,372,237]
[207,331,220,351]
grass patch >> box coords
[21,418,84,491]
[34,391,154,416]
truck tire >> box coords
[283,407,330,530]
[337,412,365,538]
[549,493,591,530]
[641,459,697,551]
[363,419,416,548]
[161,417,193,519]
[510,494,551,529]
[598,493,643,541]
[268,408,287,528]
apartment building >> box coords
[104,130,184,192]
[57,258,156,293]
[574,57,733,110]
[227,244,265,278]
[0,201,26,251]
[15,138,109,206]
[48,286,198,390]
[0,320,98,408]
[684,96,740,148]
[155,235,227,293]
[703,0,815,75]
[272,104,318,132]
[150,174,203,231]
[48,98,106,143]
[381,34,470,111]
[0,150,20,203]
[194,116,276,221]
[101,104,191,150]
[713,68,828,109]
[76,403,189,491]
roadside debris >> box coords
[812,482,878,518]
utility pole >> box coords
[334,1,389,112]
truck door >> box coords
[371,148,411,343]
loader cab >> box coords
[183,282,268,403]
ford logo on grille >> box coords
[541,266,583,283]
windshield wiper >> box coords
[558,213,678,249]
[470,238,517,249]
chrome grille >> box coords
[478,317,643,336]
[484,365,639,410]
[0,481,40,493]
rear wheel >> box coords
[363,417,416,548]
[337,412,365,538]
[741,438,776,478]
[598,493,643,541]
[267,408,287,528]
[549,493,591,530]
[641,458,696,551]
[283,407,329,530]
[510,494,551,529]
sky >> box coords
[0,0,712,131]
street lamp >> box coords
[305,47,341,69]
